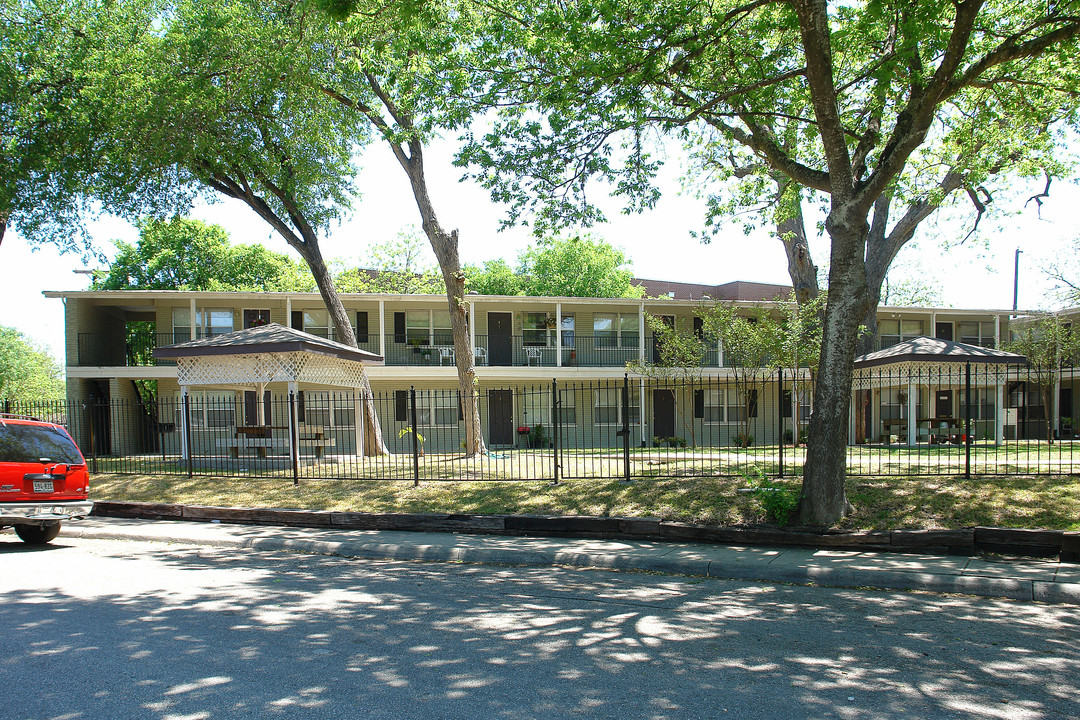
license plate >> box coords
[33,480,54,493]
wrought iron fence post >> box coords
[965,362,972,479]
[621,374,631,483]
[551,379,560,485]
[86,401,98,475]
[289,391,299,486]
[410,387,420,486]
[777,370,784,478]
[183,393,193,479]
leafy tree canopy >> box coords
[334,229,444,294]
[92,217,314,292]
[463,259,524,296]
[517,235,644,298]
[0,326,64,402]
[0,0,190,254]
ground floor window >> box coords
[594,387,639,426]
[880,387,924,421]
[412,391,458,427]
[303,391,357,428]
[174,391,236,429]
[557,388,577,425]
[702,387,754,423]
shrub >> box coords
[734,433,754,448]
[744,467,800,526]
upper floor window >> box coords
[303,309,330,339]
[561,315,575,348]
[406,309,453,345]
[959,321,996,348]
[523,312,552,346]
[243,309,271,328]
[879,319,923,349]
[594,313,639,348]
[173,308,233,341]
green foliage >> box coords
[397,426,426,455]
[528,423,550,448]
[744,467,800,527]
[1004,314,1080,444]
[0,0,189,253]
[93,217,314,292]
[463,235,643,298]
[0,326,64,402]
[334,229,444,294]
[463,259,524,296]
[519,235,644,298]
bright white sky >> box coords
[2,137,1076,361]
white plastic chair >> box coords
[526,347,542,366]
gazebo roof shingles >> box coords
[853,336,1025,369]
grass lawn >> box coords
[90,471,1080,532]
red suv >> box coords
[0,414,93,544]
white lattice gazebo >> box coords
[852,336,1026,446]
[154,323,383,460]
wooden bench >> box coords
[298,436,336,458]
[216,437,290,458]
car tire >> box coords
[14,522,62,545]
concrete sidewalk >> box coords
[59,517,1080,605]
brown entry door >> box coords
[653,390,675,438]
[936,390,952,418]
[488,312,513,366]
[488,389,514,445]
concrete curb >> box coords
[65,523,1080,607]
[90,501,1079,560]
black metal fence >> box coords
[6,363,1080,482]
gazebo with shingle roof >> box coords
[154,323,383,463]
[852,336,1027,447]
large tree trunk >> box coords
[290,226,390,456]
[775,179,819,306]
[406,161,487,457]
[800,213,872,526]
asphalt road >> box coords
[1,534,1078,720]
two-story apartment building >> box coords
[44,281,1031,456]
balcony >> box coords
[75,332,726,369]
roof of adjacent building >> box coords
[853,336,1026,369]
[631,278,793,302]
[153,323,384,365]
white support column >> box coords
[286,297,292,327]
[255,382,266,426]
[189,297,198,338]
[995,314,1001,349]
[288,380,299,462]
[469,300,476,354]
[996,380,1005,446]
[378,299,386,358]
[354,391,363,457]
[556,301,562,367]
[906,378,917,447]
[639,302,646,362]
[639,377,647,447]
[180,385,190,459]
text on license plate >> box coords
[33,480,54,493]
